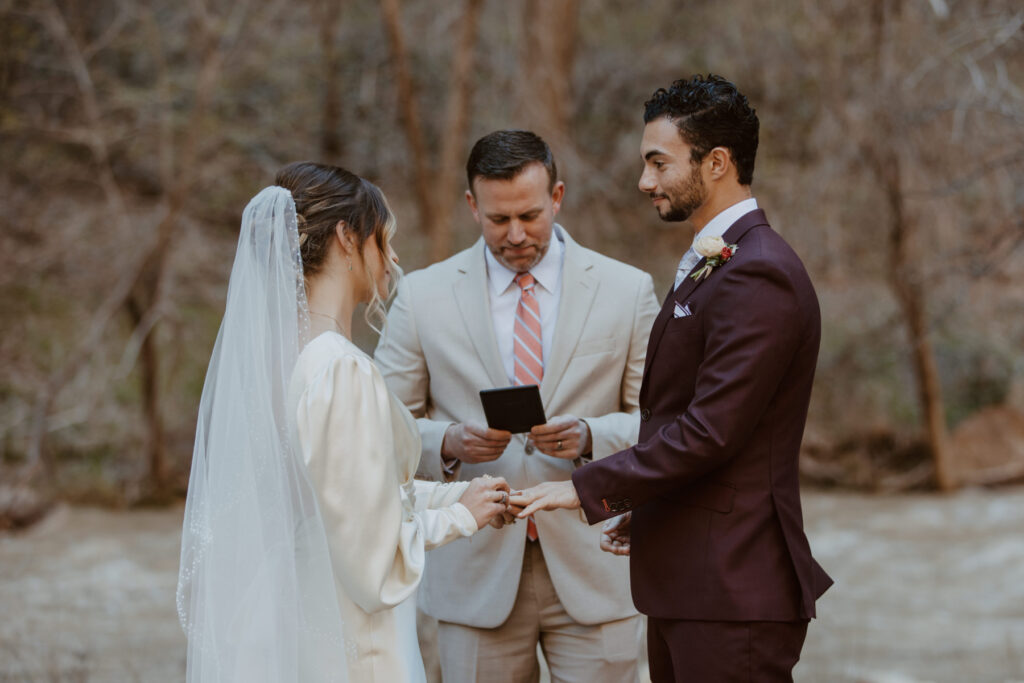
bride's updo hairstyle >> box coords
[275,161,399,333]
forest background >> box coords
[1,0,1023,514]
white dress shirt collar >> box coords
[691,197,759,247]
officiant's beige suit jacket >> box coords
[375,225,659,628]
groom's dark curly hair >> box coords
[644,74,759,185]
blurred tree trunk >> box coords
[313,0,345,161]
[380,0,436,241]
[126,296,167,489]
[875,151,956,491]
[430,0,483,262]
[380,0,483,261]
[517,0,580,147]
[868,0,956,491]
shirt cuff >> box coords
[574,418,594,468]
[442,454,459,476]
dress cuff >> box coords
[449,502,478,535]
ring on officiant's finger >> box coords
[557,440,563,450]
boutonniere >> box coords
[690,235,738,282]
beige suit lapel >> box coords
[453,238,508,389]
[541,226,598,406]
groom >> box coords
[515,74,833,681]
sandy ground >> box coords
[1,488,1023,682]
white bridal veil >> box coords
[177,187,348,682]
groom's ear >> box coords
[706,147,733,182]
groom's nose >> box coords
[638,167,656,194]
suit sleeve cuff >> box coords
[583,412,642,460]
[571,465,615,525]
[416,418,458,481]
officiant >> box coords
[375,129,660,682]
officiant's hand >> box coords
[443,421,511,464]
[460,476,511,530]
[529,415,591,460]
[600,512,631,556]
[511,480,580,517]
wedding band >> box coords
[557,440,563,450]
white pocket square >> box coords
[673,302,693,318]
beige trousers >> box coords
[436,541,642,683]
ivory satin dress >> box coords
[288,331,478,682]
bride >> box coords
[176,162,511,682]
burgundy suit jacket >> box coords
[572,209,832,622]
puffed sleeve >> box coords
[295,351,477,615]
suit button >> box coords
[524,443,535,455]
[641,409,651,422]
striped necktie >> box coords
[513,272,542,541]
[674,247,700,290]
[513,273,544,387]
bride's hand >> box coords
[459,476,511,530]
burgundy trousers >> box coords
[646,617,809,682]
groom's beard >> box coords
[653,163,706,222]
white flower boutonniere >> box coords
[691,235,739,282]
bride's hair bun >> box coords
[274,161,391,275]
[274,161,398,332]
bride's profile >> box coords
[176,162,510,682]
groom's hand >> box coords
[511,480,580,517]
[442,421,511,464]
[529,415,591,460]
[600,512,631,556]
